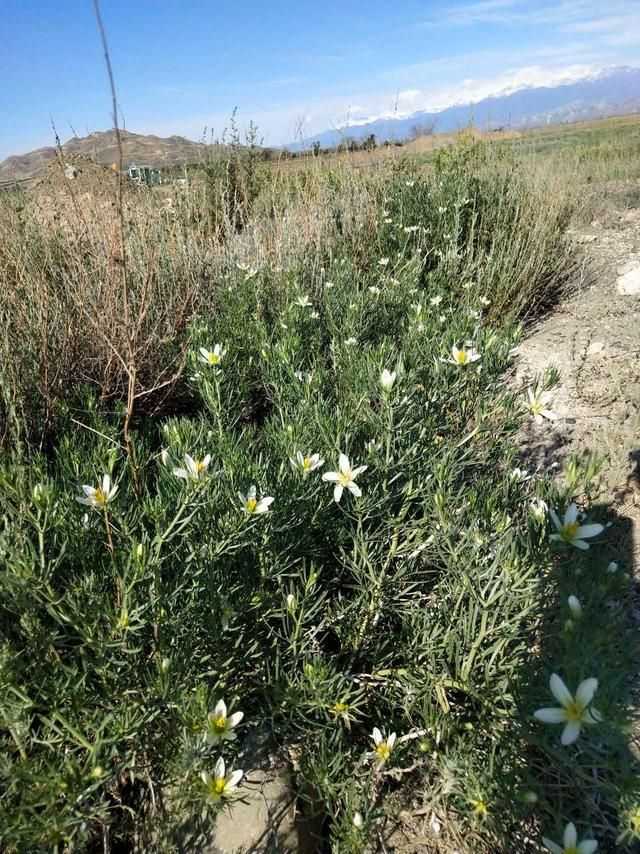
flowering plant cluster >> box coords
[0,154,635,852]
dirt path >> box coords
[515,201,640,572]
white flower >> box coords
[438,206,447,214]
[530,497,548,522]
[322,454,368,503]
[173,453,211,483]
[368,286,381,295]
[479,296,491,306]
[291,451,324,474]
[568,595,582,617]
[380,369,397,393]
[378,257,390,267]
[201,757,243,802]
[286,593,296,611]
[295,294,311,307]
[324,281,335,289]
[606,561,619,573]
[344,337,357,346]
[310,311,320,319]
[534,673,600,745]
[444,346,481,366]
[198,344,227,367]
[526,388,557,424]
[405,180,415,187]
[353,812,364,829]
[542,822,598,854]
[205,699,244,745]
[549,503,603,550]
[384,217,393,224]
[160,449,171,467]
[370,727,396,766]
[510,467,530,482]
[469,310,481,320]
[429,295,443,306]
[77,474,118,509]
[403,225,419,233]
[239,485,274,515]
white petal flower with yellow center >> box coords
[369,727,396,767]
[322,454,368,503]
[344,337,358,346]
[542,821,598,854]
[526,387,557,424]
[198,344,227,368]
[380,369,397,393]
[378,257,390,267]
[201,757,243,802]
[205,699,244,745]
[239,485,274,515]
[444,346,481,366]
[549,503,603,550]
[77,474,118,509]
[173,453,211,483]
[291,451,324,474]
[534,673,600,745]
[295,294,311,307]
[429,295,443,306]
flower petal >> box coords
[549,673,572,706]
[574,523,603,539]
[229,711,244,727]
[322,472,339,482]
[541,838,563,854]
[534,708,568,724]
[564,503,578,525]
[372,727,382,745]
[214,756,225,778]
[575,678,598,708]
[348,483,362,498]
[563,823,577,849]
[227,769,243,788]
[334,484,344,503]
[338,453,350,473]
[571,538,590,550]
[213,699,226,718]
[577,840,598,854]
[561,719,582,745]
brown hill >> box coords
[0,129,208,183]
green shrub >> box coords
[0,146,637,852]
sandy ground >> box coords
[515,200,640,569]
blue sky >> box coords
[1,0,639,159]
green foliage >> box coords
[0,144,637,852]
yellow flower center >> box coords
[375,743,391,761]
[332,702,348,714]
[565,848,578,854]
[456,351,468,363]
[94,489,107,506]
[302,457,311,469]
[338,471,351,486]
[196,460,206,474]
[472,800,487,817]
[563,521,579,539]
[531,400,542,414]
[212,715,228,733]
[564,700,584,722]
[208,353,219,364]
[246,497,257,512]
[209,778,227,798]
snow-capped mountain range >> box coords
[295,65,640,150]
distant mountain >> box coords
[0,129,207,183]
[296,65,640,150]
